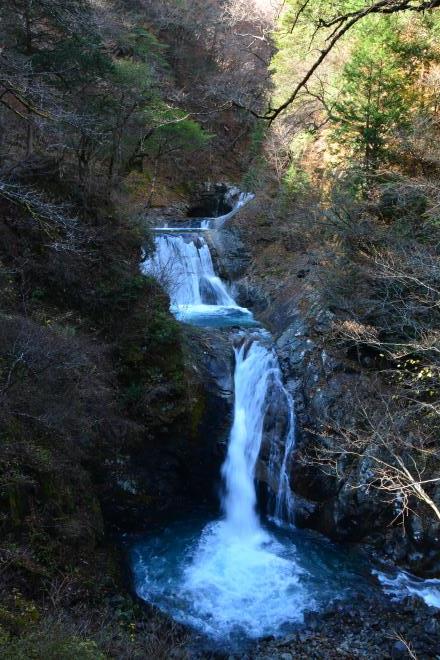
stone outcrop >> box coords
[188,183,240,218]
[100,326,235,533]
[210,204,440,578]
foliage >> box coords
[243,0,440,541]
[0,1,221,655]
[0,0,210,195]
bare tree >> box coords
[238,0,440,121]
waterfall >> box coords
[133,190,440,641]
[222,339,274,537]
[273,398,296,523]
[142,228,295,521]
[179,335,300,639]
[141,234,236,308]
[207,191,255,229]
[267,368,296,525]
[222,335,295,534]
[152,189,255,231]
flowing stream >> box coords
[143,233,255,328]
[134,193,440,647]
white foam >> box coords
[142,234,236,308]
[375,569,440,608]
[181,520,308,639]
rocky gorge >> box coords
[201,188,440,582]
[118,183,439,656]
[134,184,440,576]
[2,1,440,656]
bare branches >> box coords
[296,177,440,529]
[302,395,440,523]
[0,180,83,251]
[289,0,312,33]
[319,0,440,31]
[267,0,440,121]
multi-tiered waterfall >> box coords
[132,191,426,647]
[142,208,296,526]
[141,233,254,327]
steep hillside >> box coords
[0,0,270,656]
[233,0,440,577]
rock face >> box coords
[208,209,440,578]
[272,304,440,576]
[188,183,237,218]
[208,225,251,281]
[100,327,235,533]
[183,326,235,490]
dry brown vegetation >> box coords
[0,0,276,655]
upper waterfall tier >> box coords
[141,233,255,328]
[152,191,255,232]
[143,234,234,307]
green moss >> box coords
[0,628,105,660]
[189,388,206,439]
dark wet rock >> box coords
[188,182,235,218]
[232,277,269,312]
[254,595,440,659]
[208,226,251,280]
[101,327,234,533]
[260,287,440,570]
[292,495,319,527]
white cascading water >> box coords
[274,406,296,523]
[268,369,296,524]
[152,190,255,231]
[222,339,277,537]
[141,232,255,327]
[181,335,304,639]
[204,191,256,229]
[135,212,305,638]
[141,234,235,308]
[143,229,296,526]
[222,336,296,531]
[133,319,304,640]
[374,570,440,608]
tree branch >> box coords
[266,0,440,121]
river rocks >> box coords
[208,225,251,280]
[234,258,439,571]
[254,595,440,659]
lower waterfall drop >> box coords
[132,325,378,644]
[222,338,277,538]
[178,335,305,639]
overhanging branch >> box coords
[265,0,440,122]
